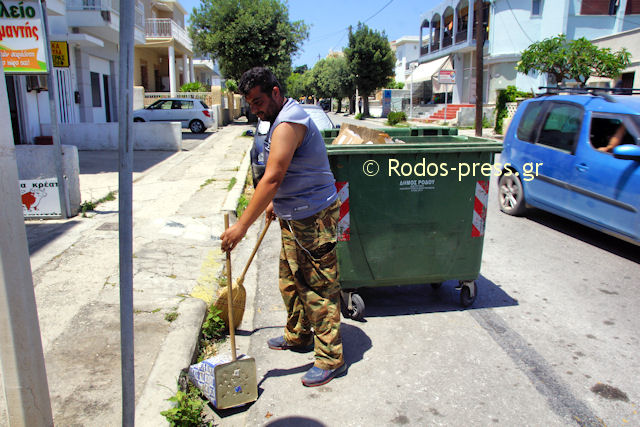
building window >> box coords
[626,0,640,14]
[580,0,618,15]
[90,72,102,108]
[532,0,541,15]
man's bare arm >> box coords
[220,122,306,251]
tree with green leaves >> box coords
[517,34,630,87]
[310,56,354,112]
[344,23,395,116]
[286,71,312,101]
[189,0,308,84]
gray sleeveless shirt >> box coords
[264,98,337,220]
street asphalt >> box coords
[2,114,638,426]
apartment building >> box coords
[4,0,195,145]
[390,36,421,84]
[418,0,640,104]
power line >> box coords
[363,0,395,24]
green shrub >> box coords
[225,79,238,93]
[494,85,532,134]
[386,111,407,126]
[201,306,225,341]
[160,386,206,426]
[179,82,207,93]
[354,113,364,120]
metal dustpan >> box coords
[215,213,258,409]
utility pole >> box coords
[474,0,485,137]
[42,0,69,218]
[0,62,54,427]
[118,0,135,424]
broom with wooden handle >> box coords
[215,215,273,330]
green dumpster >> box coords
[375,126,458,136]
[327,140,502,320]
[322,126,458,140]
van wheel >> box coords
[498,173,526,216]
[133,118,144,122]
[189,119,205,133]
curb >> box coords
[135,297,207,426]
[222,143,252,215]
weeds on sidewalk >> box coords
[236,170,253,217]
[161,290,228,424]
[160,386,209,426]
[80,191,117,217]
[227,177,237,191]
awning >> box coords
[407,56,449,83]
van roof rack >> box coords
[538,86,640,102]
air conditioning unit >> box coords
[101,10,111,22]
[26,75,48,92]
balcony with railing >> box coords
[146,18,193,51]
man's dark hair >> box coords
[238,67,282,96]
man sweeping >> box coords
[220,67,346,387]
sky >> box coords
[180,0,439,69]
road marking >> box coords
[471,309,604,426]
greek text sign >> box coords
[0,0,47,73]
[20,178,61,217]
[51,40,68,67]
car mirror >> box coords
[613,144,640,161]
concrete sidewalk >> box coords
[1,122,256,425]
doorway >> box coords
[103,75,111,122]
[5,76,22,144]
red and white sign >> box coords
[471,180,489,237]
[335,181,350,241]
[438,70,456,84]
[20,178,61,217]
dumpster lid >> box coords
[326,141,503,155]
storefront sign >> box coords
[438,70,456,84]
[50,40,68,67]
[20,178,61,217]
[382,89,392,117]
[0,0,47,73]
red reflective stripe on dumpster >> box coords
[335,181,350,241]
[472,180,489,237]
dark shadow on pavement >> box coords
[78,150,175,175]
[266,417,327,427]
[25,220,80,255]
[254,323,371,390]
[235,325,284,337]
[524,208,640,264]
[257,363,313,390]
[351,274,518,318]
[181,129,211,141]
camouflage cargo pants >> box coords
[279,200,343,370]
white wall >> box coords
[15,145,81,216]
[59,122,182,151]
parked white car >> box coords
[133,98,214,133]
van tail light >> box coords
[203,110,211,118]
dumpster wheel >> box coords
[340,291,365,321]
[458,281,478,307]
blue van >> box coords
[498,92,640,245]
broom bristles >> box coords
[213,281,246,330]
